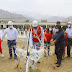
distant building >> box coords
[0,18,14,23]
[41,19,47,22]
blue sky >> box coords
[0,0,72,17]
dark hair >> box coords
[56,21,61,25]
[51,30,53,34]
[53,25,55,27]
[47,28,53,34]
[62,26,66,30]
[47,28,49,33]
[55,25,62,32]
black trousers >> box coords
[67,39,72,57]
[55,45,64,65]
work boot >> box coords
[66,56,70,58]
[9,57,12,59]
[14,56,18,60]
[37,61,40,63]
[32,60,34,65]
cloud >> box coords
[0,0,72,17]
[36,0,72,16]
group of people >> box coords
[17,27,28,36]
[44,21,72,67]
[30,20,72,67]
[0,20,72,68]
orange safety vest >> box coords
[28,26,34,31]
[32,26,41,42]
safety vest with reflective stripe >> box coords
[32,26,41,42]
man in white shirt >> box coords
[1,21,18,59]
[66,22,72,57]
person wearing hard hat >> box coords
[30,20,44,63]
[1,21,18,59]
[66,22,72,58]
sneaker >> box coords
[32,60,34,65]
[37,61,40,63]
[14,57,18,60]
[0,54,4,58]
[66,56,70,58]
[9,57,12,59]
[56,64,60,67]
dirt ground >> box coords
[0,38,72,72]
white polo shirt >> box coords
[2,28,18,42]
[66,28,72,37]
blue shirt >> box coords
[66,28,72,37]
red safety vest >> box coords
[32,26,41,42]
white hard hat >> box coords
[32,20,38,27]
[68,22,72,24]
[8,21,13,25]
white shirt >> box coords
[2,28,18,42]
[66,28,72,37]
[53,28,56,35]
[0,30,2,38]
[30,27,44,47]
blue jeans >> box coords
[7,40,17,57]
[44,41,50,56]
[33,42,41,50]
